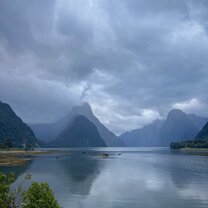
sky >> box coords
[0,0,208,135]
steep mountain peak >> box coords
[71,102,93,116]
[31,102,124,146]
[54,115,106,147]
[167,109,186,118]
[0,101,22,122]
[0,101,14,113]
[71,115,94,127]
[70,102,124,146]
[81,102,92,110]
[160,108,198,146]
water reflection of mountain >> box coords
[168,156,208,204]
[60,154,103,195]
[169,156,208,189]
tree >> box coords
[24,143,33,151]
[0,172,61,208]
[22,182,61,208]
[4,138,13,149]
[0,172,17,208]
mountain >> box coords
[195,121,208,140]
[170,121,208,149]
[159,109,199,146]
[70,103,124,147]
[30,103,124,147]
[119,120,163,147]
[52,115,106,147]
[187,114,208,130]
[120,109,206,147]
[0,101,38,147]
[29,118,68,142]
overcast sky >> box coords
[0,0,208,135]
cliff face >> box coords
[0,101,38,147]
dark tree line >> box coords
[170,139,208,149]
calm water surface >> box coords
[1,147,208,208]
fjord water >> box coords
[1,148,208,208]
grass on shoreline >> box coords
[0,149,69,166]
[0,154,30,166]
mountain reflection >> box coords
[60,153,103,195]
[169,164,197,189]
[168,155,208,204]
[167,154,208,187]
[2,149,207,208]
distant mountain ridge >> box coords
[0,101,38,147]
[30,103,125,147]
[119,120,163,147]
[120,109,208,147]
[51,115,106,147]
[1,99,207,148]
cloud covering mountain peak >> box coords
[0,0,208,134]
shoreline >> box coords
[177,148,208,156]
[0,149,69,167]
[1,147,207,167]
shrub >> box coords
[22,182,61,208]
[0,172,61,208]
[0,172,17,208]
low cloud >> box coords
[172,98,207,115]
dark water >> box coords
[1,147,208,208]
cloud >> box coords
[172,98,207,115]
[0,0,208,134]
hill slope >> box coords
[195,122,208,140]
[119,120,163,147]
[0,101,38,147]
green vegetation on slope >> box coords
[0,172,61,208]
